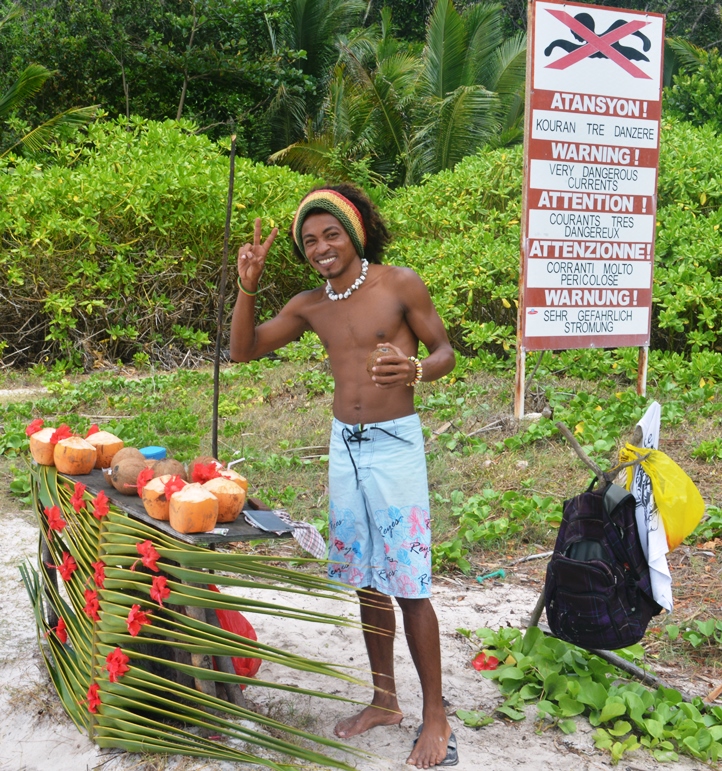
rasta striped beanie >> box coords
[292,189,367,259]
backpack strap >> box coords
[603,483,641,579]
[603,483,634,517]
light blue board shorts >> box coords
[327,413,432,599]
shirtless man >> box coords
[230,185,457,768]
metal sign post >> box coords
[515,0,665,417]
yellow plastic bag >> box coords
[619,444,705,551]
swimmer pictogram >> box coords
[544,9,652,79]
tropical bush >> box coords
[2,116,722,368]
[0,117,321,368]
[666,47,722,131]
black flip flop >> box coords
[413,724,459,767]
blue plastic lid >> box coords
[139,446,167,460]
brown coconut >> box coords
[153,458,187,481]
[366,346,393,375]
[109,447,145,466]
[218,468,249,494]
[85,430,124,469]
[169,483,218,534]
[111,457,147,495]
[202,476,246,523]
[54,436,97,475]
[141,474,185,521]
[103,447,145,484]
[29,427,57,466]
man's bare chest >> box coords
[304,293,407,353]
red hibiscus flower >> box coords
[164,475,186,498]
[91,560,106,589]
[52,617,68,644]
[150,575,171,607]
[70,482,87,512]
[86,683,101,713]
[136,466,155,495]
[91,490,109,520]
[45,505,67,535]
[25,418,44,436]
[57,552,77,581]
[86,424,100,437]
[126,604,151,637]
[104,647,130,683]
[472,652,499,671]
[131,540,160,572]
[50,424,73,444]
[191,462,221,484]
[83,588,100,621]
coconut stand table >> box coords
[22,463,357,766]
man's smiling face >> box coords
[301,212,360,280]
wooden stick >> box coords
[555,421,607,482]
[467,420,504,437]
[555,421,648,487]
[212,133,237,459]
[509,551,553,566]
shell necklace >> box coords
[325,258,369,301]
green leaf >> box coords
[652,749,679,762]
[599,700,627,723]
[608,720,632,737]
[577,681,608,711]
[557,696,585,717]
[496,704,526,721]
[456,709,494,728]
[558,719,577,735]
[644,718,665,739]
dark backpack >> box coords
[544,481,663,650]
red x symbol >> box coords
[545,9,651,80]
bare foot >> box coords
[406,719,453,769]
[334,704,403,738]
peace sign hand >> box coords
[237,218,279,293]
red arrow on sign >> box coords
[545,9,652,80]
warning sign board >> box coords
[519,0,665,351]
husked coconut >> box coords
[54,436,97,475]
[111,458,147,495]
[218,468,249,493]
[29,427,57,466]
[202,476,246,522]
[141,474,186,520]
[85,430,124,469]
[169,483,218,534]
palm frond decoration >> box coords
[22,465,369,768]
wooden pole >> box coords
[637,345,649,397]
[212,134,237,459]
[514,0,535,420]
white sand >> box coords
[0,511,710,771]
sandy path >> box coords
[0,510,710,771]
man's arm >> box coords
[370,268,455,388]
[229,218,311,363]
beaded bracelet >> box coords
[237,276,259,297]
[406,356,423,387]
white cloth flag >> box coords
[628,401,673,612]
